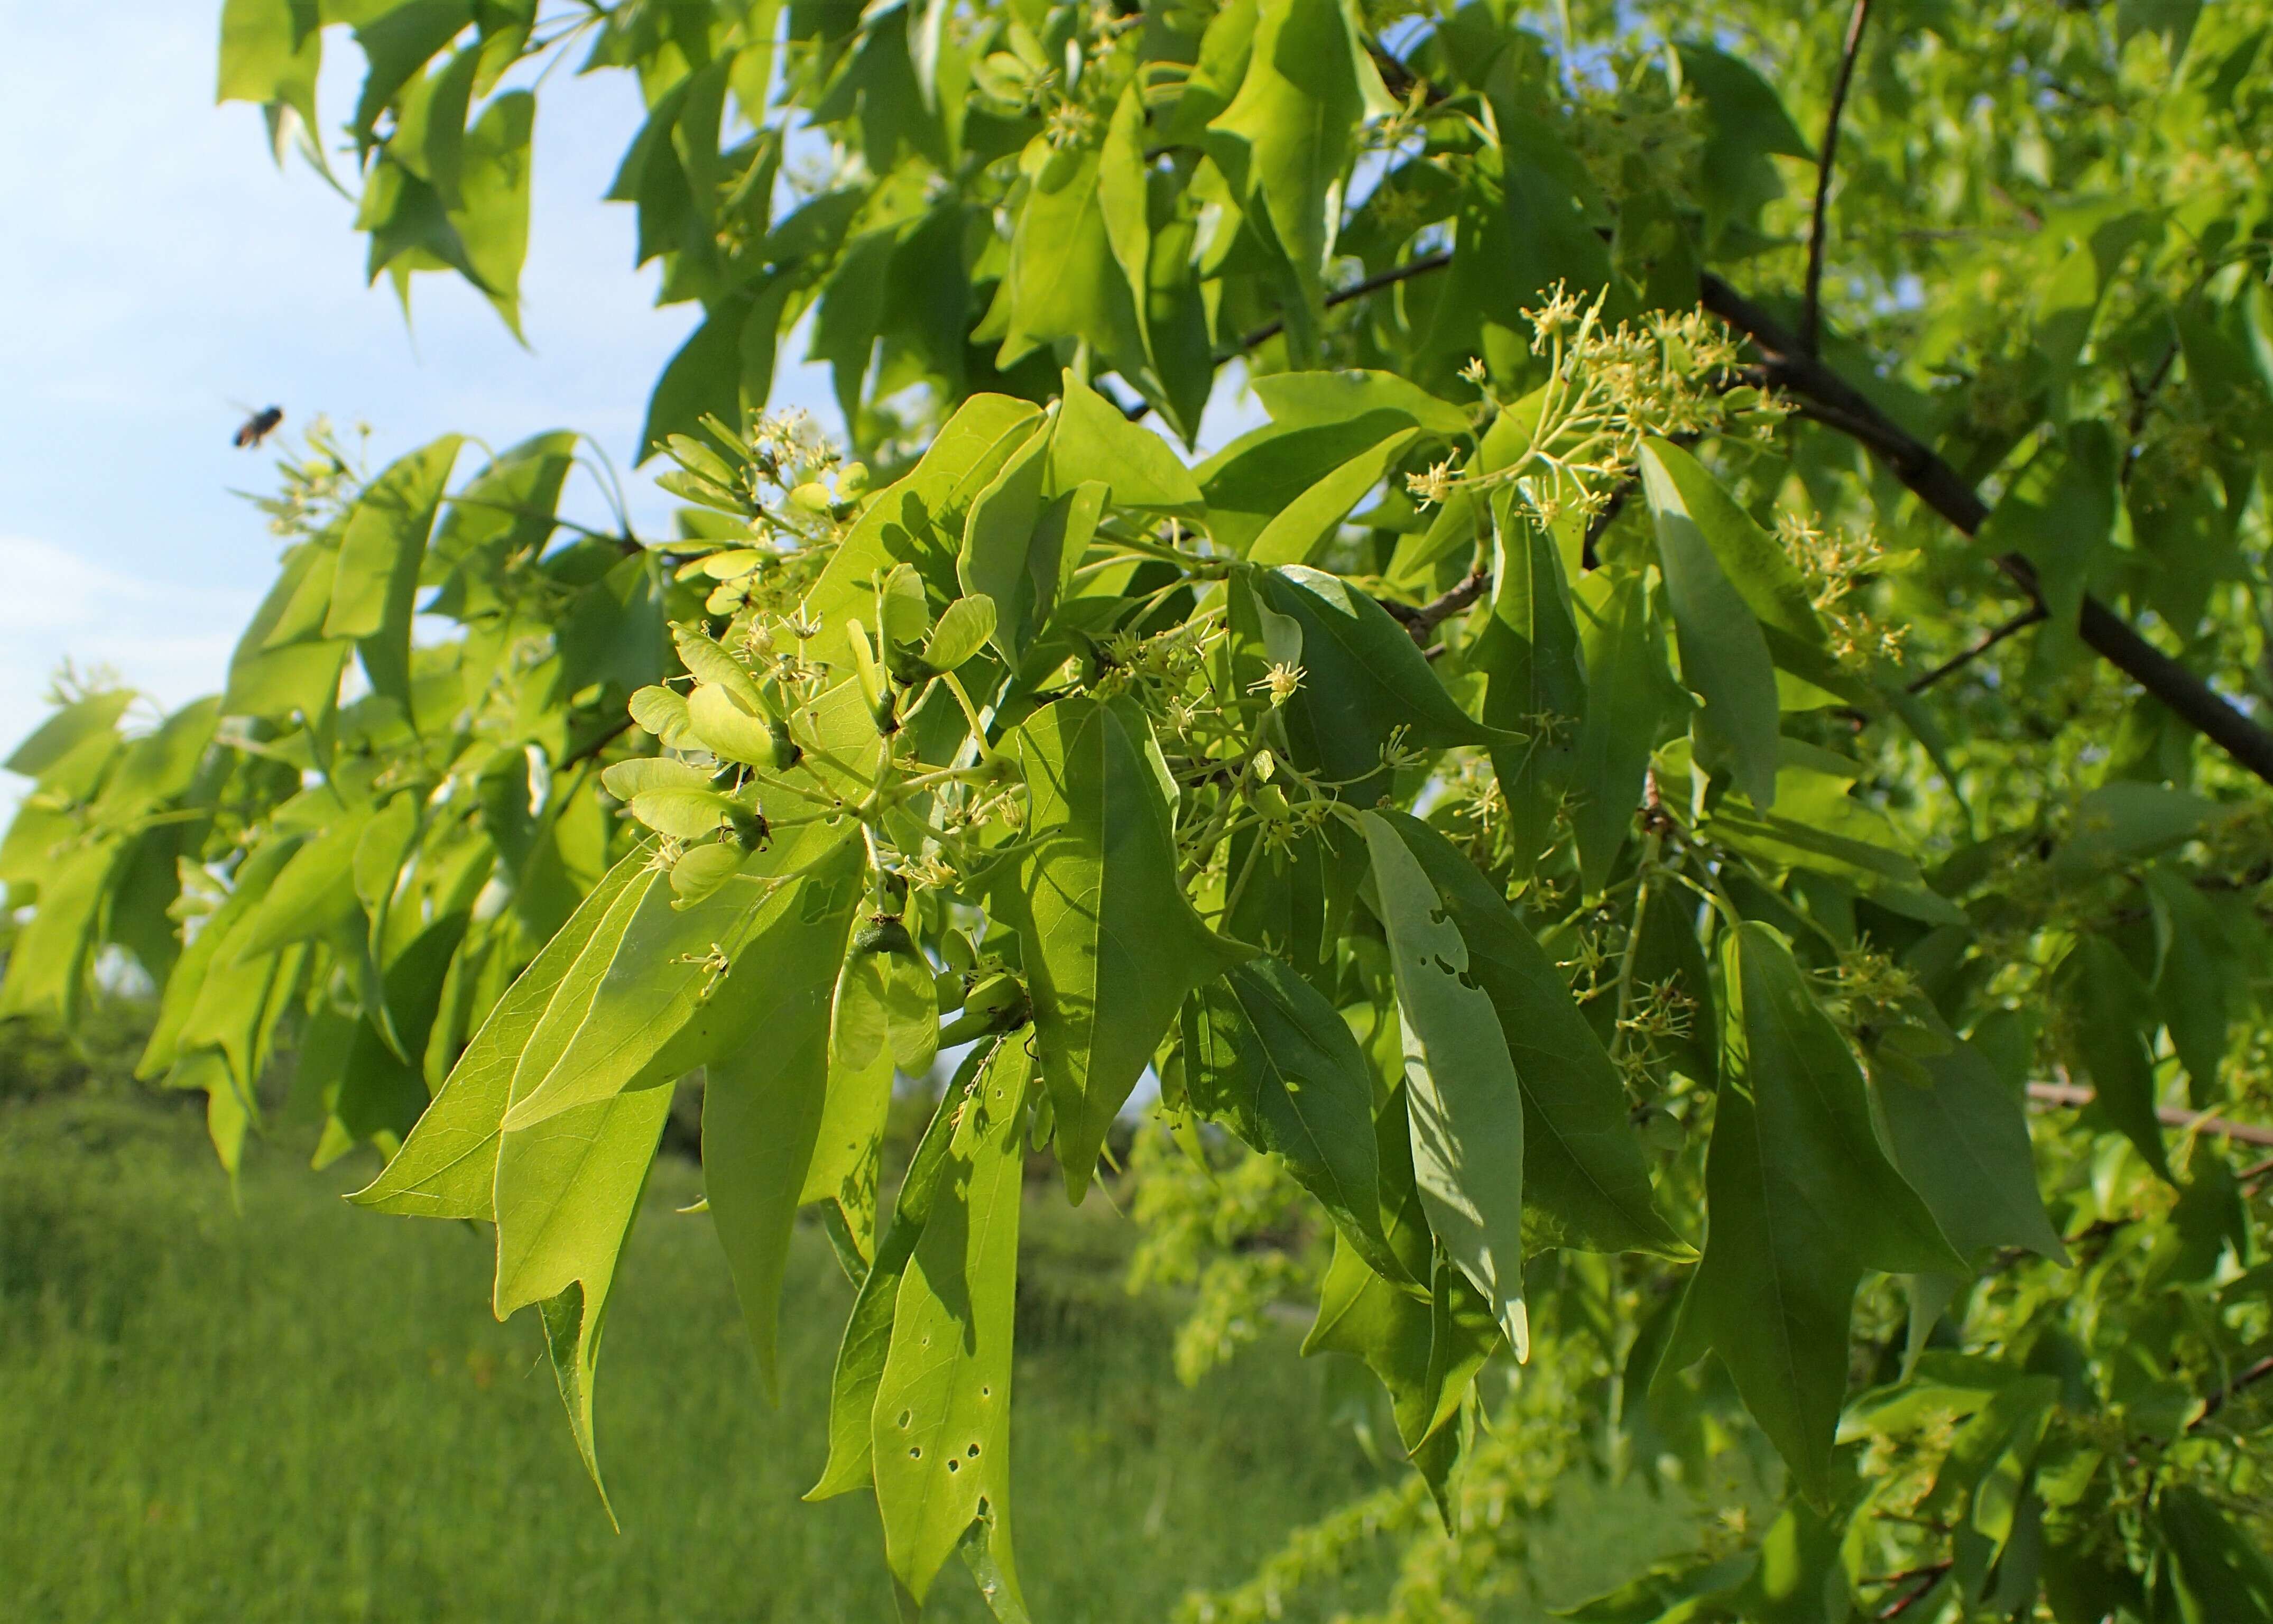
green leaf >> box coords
[1205,0,1363,317]
[1639,439,1781,806]
[2059,937,2172,1182]
[1252,370,1472,438]
[993,140,1142,370]
[871,1036,1032,1603]
[493,1084,672,1516]
[804,392,1044,677]
[809,1054,974,1502]
[1703,742,1966,927]
[352,0,474,151]
[956,419,1055,663]
[502,827,863,1130]
[2159,1484,2273,1624]
[700,901,846,1399]
[450,88,534,334]
[921,596,996,675]
[232,819,366,961]
[1000,696,1249,1197]
[1248,426,1421,566]
[1198,412,1416,554]
[1253,565,1511,797]
[217,0,321,125]
[1047,370,1205,516]
[324,435,464,710]
[1362,810,1532,1355]
[1381,810,1692,1260]
[1658,924,1963,1502]
[352,843,655,1218]
[1569,569,1674,896]
[1872,1028,2070,1266]
[1183,957,1401,1280]
[1474,500,1585,875]
[3,688,134,782]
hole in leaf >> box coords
[947,1459,960,1473]
[898,1410,912,1428]
[909,1446,922,1460]
[967,1443,980,1458]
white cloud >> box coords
[0,536,256,792]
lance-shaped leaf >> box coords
[353,843,654,1219]
[501,826,863,1130]
[1001,696,1248,1197]
[2159,1485,2273,1624]
[1183,956,1402,1280]
[701,885,855,1399]
[1380,810,1692,1260]
[809,1051,978,1501]
[1362,809,1532,1356]
[1639,439,1781,807]
[324,435,463,711]
[1871,1026,2070,1267]
[1634,437,1858,704]
[1248,425,1421,566]
[1474,497,1587,878]
[1197,411,1415,553]
[1658,923,1964,1502]
[1569,568,1677,895]
[1255,565,1513,796]
[493,1083,673,1518]
[2058,937,2172,1182]
[871,1037,1033,1605]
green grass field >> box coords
[0,1088,1694,1622]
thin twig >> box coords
[1698,272,2273,788]
[2023,1080,2273,1148]
[2193,1353,2273,1428]
[1382,562,1491,643]
[1876,1563,1951,1619]
[1905,604,2048,693]
[1800,0,1873,357]
[1235,251,1453,354]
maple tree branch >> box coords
[1905,603,2048,693]
[1235,251,1453,354]
[1801,0,1873,356]
[1875,1563,1952,1620]
[1383,562,1491,643]
[2023,1080,2273,1148]
[1698,272,2273,787]
[2193,1353,2273,1429]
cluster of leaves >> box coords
[6,0,2273,1618]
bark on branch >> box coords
[1698,273,2273,787]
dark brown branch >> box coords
[1698,272,2273,788]
[1876,1563,1952,1620]
[1235,251,1453,354]
[2193,1353,2273,1428]
[1383,562,1491,644]
[2023,1080,2273,1148]
[1800,0,1872,355]
[1905,603,2048,693]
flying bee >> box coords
[232,405,284,448]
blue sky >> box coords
[0,7,840,775]
[0,8,1257,802]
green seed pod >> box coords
[768,719,802,771]
[853,914,918,957]
[964,970,1022,1018]
[725,807,770,851]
